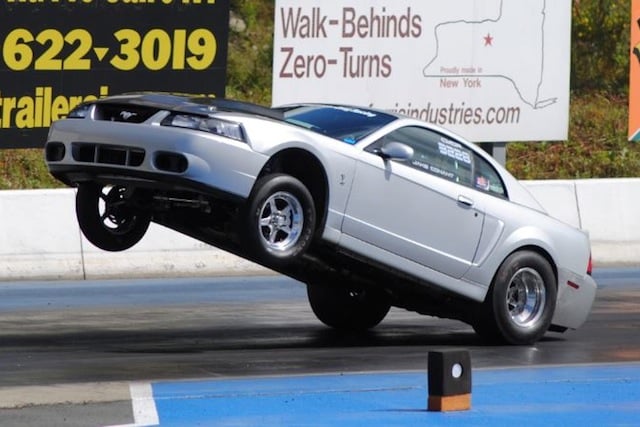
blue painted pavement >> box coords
[149,363,640,426]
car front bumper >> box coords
[45,118,268,200]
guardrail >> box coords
[1,178,638,281]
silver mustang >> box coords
[45,92,596,345]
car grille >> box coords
[72,143,145,167]
[93,104,159,123]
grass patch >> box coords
[508,94,640,179]
[0,149,63,189]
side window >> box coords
[366,126,473,186]
[473,154,506,197]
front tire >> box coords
[474,250,557,345]
[242,174,315,265]
[76,184,151,252]
[307,281,391,331]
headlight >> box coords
[161,114,245,142]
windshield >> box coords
[280,105,397,144]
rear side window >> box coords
[473,153,506,197]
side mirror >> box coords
[378,141,414,161]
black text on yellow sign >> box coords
[0,85,109,129]
[3,28,217,71]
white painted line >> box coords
[107,382,159,427]
[130,382,160,426]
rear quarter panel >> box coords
[463,194,592,292]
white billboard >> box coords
[272,0,571,142]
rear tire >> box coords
[474,250,557,345]
[76,184,151,252]
[307,281,391,331]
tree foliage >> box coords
[571,0,630,95]
[506,0,640,180]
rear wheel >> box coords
[473,250,557,345]
[76,184,151,251]
[307,281,391,331]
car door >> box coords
[341,126,485,279]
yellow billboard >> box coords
[0,0,230,148]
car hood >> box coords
[91,93,284,120]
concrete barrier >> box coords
[0,189,83,280]
[0,188,268,281]
[525,178,640,267]
[0,178,638,281]
[575,178,640,266]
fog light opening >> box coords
[45,142,66,162]
[154,152,188,173]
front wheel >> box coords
[307,281,391,331]
[76,184,151,252]
[242,174,316,265]
[474,250,557,345]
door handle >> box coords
[457,195,474,207]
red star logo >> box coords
[484,33,493,46]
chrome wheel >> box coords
[243,174,315,265]
[506,267,546,328]
[476,250,556,345]
[257,191,304,253]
